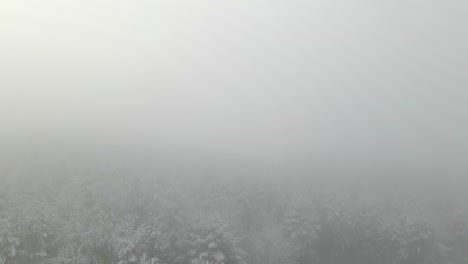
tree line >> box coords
[1,172,467,264]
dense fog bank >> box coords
[2,0,467,263]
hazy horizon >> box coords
[1,0,468,198]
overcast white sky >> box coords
[1,0,467,168]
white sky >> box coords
[1,0,467,166]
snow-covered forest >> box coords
[1,146,467,264]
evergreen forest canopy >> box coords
[0,145,467,264]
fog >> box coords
[1,0,468,263]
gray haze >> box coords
[1,0,468,189]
